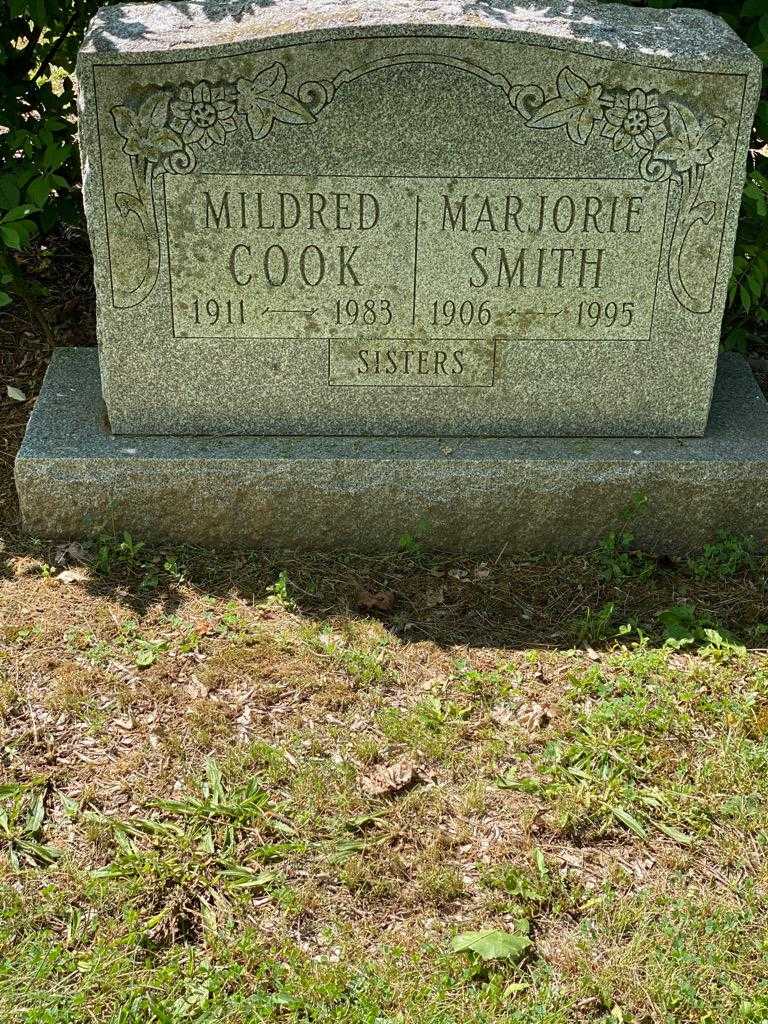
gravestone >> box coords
[74,0,760,436]
[15,0,768,551]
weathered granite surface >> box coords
[15,347,768,551]
[76,0,761,437]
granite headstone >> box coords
[75,0,761,437]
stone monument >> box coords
[15,0,768,550]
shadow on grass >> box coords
[2,526,765,652]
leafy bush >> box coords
[696,0,768,351]
[0,0,100,306]
[0,0,767,341]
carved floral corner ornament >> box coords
[510,67,727,314]
[107,55,726,313]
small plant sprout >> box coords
[267,570,296,610]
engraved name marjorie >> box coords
[202,187,648,292]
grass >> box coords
[1,529,768,1022]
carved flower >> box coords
[652,102,725,173]
[111,93,182,164]
[602,89,667,155]
[169,81,238,149]
[525,67,605,145]
[236,62,316,141]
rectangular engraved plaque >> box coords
[327,338,496,386]
[164,173,669,350]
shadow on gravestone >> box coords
[174,1,278,21]
[471,0,746,62]
[87,0,278,50]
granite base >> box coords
[15,348,768,553]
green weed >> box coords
[0,782,60,869]
[687,531,756,580]
[81,759,296,942]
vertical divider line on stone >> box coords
[411,193,420,326]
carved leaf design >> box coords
[114,191,144,218]
[252,62,287,94]
[690,200,716,226]
[653,102,725,173]
[239,106,274,142]
[138,92,170,128]
[111,94,181,162]
[527,95,581,127]
[236,64,316,141]
[267,92,317,125]
[111,105,138,141]
[699,120,725,151]
[150,129,185,154]
[668,100,700,145]
[653,136,688,164]
[525,67,603,146]
[559,67,591,97]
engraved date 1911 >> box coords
[192,296,246,326]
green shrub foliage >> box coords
[698,0,768,351]
[0,0,766,338]
[0,0,100,306]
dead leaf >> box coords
[423,586,445,608]
[236,705,253,727]
[6,385,26,402]
[361,759,421,797]
[667,653,689,672]
[515,701,551,733]
[186,673,209,698]
[491,703,516,727]
[357,589,395,612]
